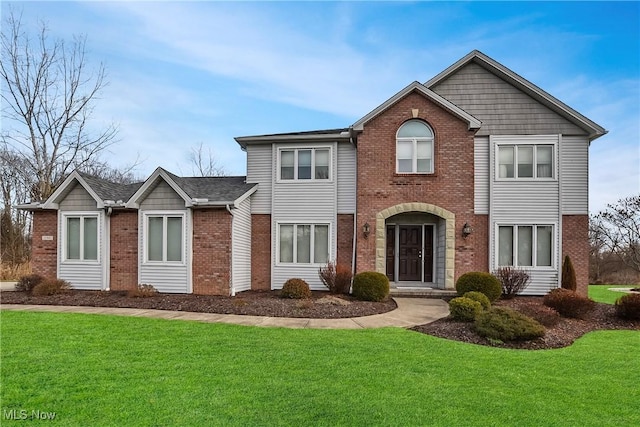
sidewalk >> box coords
[0,297,449,329]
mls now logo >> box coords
[3,409,56,420]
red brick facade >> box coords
[251,214,271,290]
[355,90,484,283]
[109,210,138,291]
[192,209,233,295]
[336,214,354,270]
[31,210,58,278]
[562,215,590,296]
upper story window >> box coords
[396,120,434,174]
[63,214,99,262]
[279,148,330,181]
[498,145,554,179]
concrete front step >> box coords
[390,287,457,298]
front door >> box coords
[398,226,422,281]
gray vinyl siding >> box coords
[474,136,489,214]
[57,211,106,290]
[232,197,252,293]
[139,180,185,210]
[58,183,98,211]
[489,135,561,294]
[337,142,356,213]
[271,142,338,290]
[560,136,589,214]
[430,62,586,136]
[246,144,273,214]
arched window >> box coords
[396,120,434,174]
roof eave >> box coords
[235,132,351,148]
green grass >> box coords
[589,284,632,304]
[1,311,639,426]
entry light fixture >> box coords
[462,222,472,238]
[363,222,371,238]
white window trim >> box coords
[495,143,557,181]
[276,146,333,182]
[396,121,435,174]
[495,223,557,270]
[275,222,332,265]
[60,212,101,264]
[142,211,187,265]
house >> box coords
[23,50,606,296]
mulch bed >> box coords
[0,289,396,319]
[413,296,639,350]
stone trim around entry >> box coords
[375,203,455,289]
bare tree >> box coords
[1,9,118,201]
[187,142,227,177]
[592,195,640,275]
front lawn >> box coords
[589,284,633,304]
[1,311,638,426]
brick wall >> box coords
[31,210,58,278]
[336,214,354,270]
[109,210,138,291]
[562,214,589,296]
[251,214,271,290]
[192,209,233,295]
[355,90,483,283]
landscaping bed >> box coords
[414,296,639,350]
[0,289,396,319]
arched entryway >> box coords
[375,203,455,289]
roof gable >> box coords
[42,171,105,209]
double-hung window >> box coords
[498,224,553,267]
[278,223,329,264]
[280,148,330,181]
[64,214,99,261]
[396,120,434,174]
[146,214,184,263]
[498,145,554,179]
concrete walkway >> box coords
[0,298,449,329]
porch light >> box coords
[363,222,371,238]
[462,222,472,238]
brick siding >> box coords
[31,210,58,278]
[336,214,354,270]
[562,214,589,296]
[251,214,271,290]
[109,210,138,291]
[192,209,233,295]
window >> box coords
[278,223,329,264]
[498,145,554,179]
[64,215,98,261]
[396,120,434,174]
[279,148,331,180]
[498,225,553,267]
[146,214,184,262]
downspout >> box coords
[350,134,357,289]
[226,204,235,296]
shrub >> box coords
[474,307,545,341]
[463,291,491,310]
[15,273,45,293]
[543,288,595,319]
[615,293,640,320]
[318,261,352,294]
[281,278,311,299]
[352,272,389,302]
[456,272,502,302]
[32,278,71,296]
[128,284,158,298]
[494,267,530,299]
[561,255,577,291]
[449,297,482,322]
[516,303,561,328]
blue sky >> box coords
[5,1,639,213]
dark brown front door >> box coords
[398,226,422,281]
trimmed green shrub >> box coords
[494,266,530,299]
[474,307,545,341]
[15,273,45,293]
[280,278,311,299]
[463,291,491,310]
[456,272,502,302]
[449,297,482,322]
[561,255,577,291]
[543,288,595,319]
[32,278,71,296]
[352,272,389,302]
[128,284,158,298]
[318,261,352,294]
[615,293,640,320]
